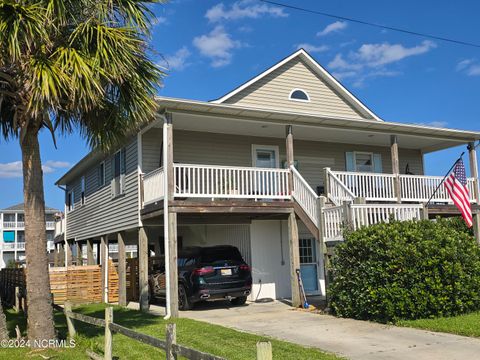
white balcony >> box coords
[143,163,291,206]
[2,242,25,251]
[2,221,16,229]
[326,169,478,205]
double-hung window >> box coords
[67,190,74,212]
[81,176,86,205]
[98,161,105,187]
[111,148,127,198]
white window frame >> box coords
[289,88,310,102]
[67,190,74,212]
[353,151,374,173]
[251,144,280,168]
[99,161,106,187]
[111,148,126,198]
[80,176,86,205]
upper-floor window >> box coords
[81,176,86,205]
[98,161,105,187]
[111,148,127,198]
[67,190,74,212]
[355,152,374,172]
[289,89,310,102]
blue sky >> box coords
[1,0,480,210]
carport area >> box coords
[177,301,480,360]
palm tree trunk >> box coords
[0,300,8,341]
[21,127,56,344]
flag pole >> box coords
[425,152,465,207]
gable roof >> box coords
[3,203,58,212]
[211,48,381,121]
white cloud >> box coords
[153,16,168,26]
[193,26,242,67]
[0,160,70,178]
[317,21,347,36]
[328,41,436,86]
[206,0,288,22]
[295,43,329,53]
[456,59,480,76]
[161,47,191,71]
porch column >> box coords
[168,213,179,317]
[468,142,480,244]
[390,135,401,203]
[118,231,127,307]
[316,196,328,298]
[58,242,65,267]
[165,113,175,199]
[53,243,60,267]
[100,235,109,303]
[86,239,95,265]
[286,125,294,194]
[65,240,73,266]
[75,241,82,265]
[288,211,301,308]
[138,227,149,311]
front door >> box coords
[299,238,319,294]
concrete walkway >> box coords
[177,301,480,360]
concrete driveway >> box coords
[180,300,480,360]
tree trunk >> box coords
[21,127,56,344]
[0,300,8,341]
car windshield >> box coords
[200,247,243,263]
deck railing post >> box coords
[391,135,401,203]
[256,341,272,360]
[166,323,177,360]
[286,125,294,196]
[104,306,113,360]
[323,168,330,199]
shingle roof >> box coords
[3,203,59,212]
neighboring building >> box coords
[55,49,480,307]
[0,203,58,268]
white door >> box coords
[299,238,320,295]
[252,145,279,196]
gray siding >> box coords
[66,139,140,241]
[142,128,423,191]
[223,57,368,119]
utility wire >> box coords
[260,0,480,49]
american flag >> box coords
[444,159,473,227]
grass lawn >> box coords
[398,311,480,338]
[3,303,341,360]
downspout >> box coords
[162,114,171,320]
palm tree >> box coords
[0,0,163,343]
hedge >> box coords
[329,218,480,323]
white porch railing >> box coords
[325,168,355,205]
[350,204,423,230]
[399,175,476,203]
[322,205,344,241]
[54,218,65,237]
[143,167,165,205]
[174,163,290,200]
[331,170,397,202]
[291,166,318,226]
[46,221,55,229]
[3,221,16,229]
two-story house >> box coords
[0,203,58,268]
[55,49,480,315]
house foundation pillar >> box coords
[118,231,127,307]
[100,235,109,303]
[75,241,82,265]
[65,240,73,266]
[168,213,179,317]
[138,227,149,312]
[468,142,480,244]
[86,239,95,265]
[288,211,301,308]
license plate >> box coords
[221,269,232,276]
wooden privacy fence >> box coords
[57,303,273,360]
[0,260,119,305]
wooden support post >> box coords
[87,239,94,265]
[138,227,149,312]
[100,236,109,303]
[317,196,328,299]
[168,213,179,318]
[53,244,59,267]
[288,211,301,308]
[59,242,65,267]
[165,113,175,200]
[104,307,113,360]
[66,240,73,266]
[64,301,76,338]
[76,241,82,266]
[286,125,294,195]
[323,168,331,199]
[343,201,352,230]
[469,142,480,245]
[14,286,19,313]
[421,204,429,220]
[256,341,272,360]
[166,323,177,360]
[118,232,127,307]
[391,135,401,203]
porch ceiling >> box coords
[158,97,480,153]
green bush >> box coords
[329,218,480,323]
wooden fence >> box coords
[57,302,272,360]
[0,260,119,306]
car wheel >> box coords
[230,296,247,306]
[178,284,192,311]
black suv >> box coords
[149,245,252,310]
